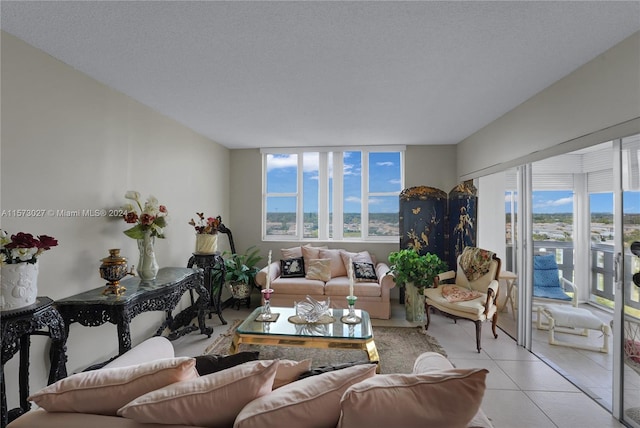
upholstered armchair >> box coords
[424,247,501,353]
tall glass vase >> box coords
[137,230,158,281]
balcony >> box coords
[506,241,640,313]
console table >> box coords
[1,297,67,427]
[55,267,213,359]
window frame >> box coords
[261,146,405,242]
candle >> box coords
[266,250,272,289]
[349,257,354,297]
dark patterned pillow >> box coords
[194,351,260,376]
[353,262,378,282]
[297,361,377,380]
[281,257,305,278]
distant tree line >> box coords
[267,212,398,223]
[506,212,639,225]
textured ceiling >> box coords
[2,1,639,149]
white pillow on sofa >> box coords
[28,357,198,415]
[337,368,489,428]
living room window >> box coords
[262,147,404,242]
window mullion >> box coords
[318,153,328,240]
[361,151,369,239]
[333,152,344,240]
[297,153,304,240]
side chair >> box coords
[424,247,501,353]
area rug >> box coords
[203,320,447,374]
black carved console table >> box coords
[187,253,227,326]
[1,297,67,428]
[55,267,213,359]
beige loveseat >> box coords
[255,245,395,319]
[9,336,494,428]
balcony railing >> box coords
[506,242,640,311]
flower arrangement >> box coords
[122,191,168,239]
[189,213,222,235]
[0,230,58,265]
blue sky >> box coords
[268,155,640,215]
[267,152,401,213]
[506,190,640,214]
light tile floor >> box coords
[172,298,625,428]
[498,301,640,424]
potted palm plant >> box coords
[388,249,448,322]
[221,246,263,304]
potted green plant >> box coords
[388,249,448,322]
[221,246,263,301]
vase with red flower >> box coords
[122,191,168,282]
[0,230,58,310]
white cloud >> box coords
[534,197,573,209]
[266,153,322,173]
[390,179,401,185]
[504,194,517,203]
[376,161,394,167]
[345,196,361,203]
[344,163,357,176]
[266,154,297,171]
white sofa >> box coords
[9,337,494,428]
[255,245,395,319]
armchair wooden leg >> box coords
[475,320,482,353]
[491,312,499,339]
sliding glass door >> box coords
[493,134,640,424]
[615,135,640,427]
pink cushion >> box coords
[319,248,348,278]
[281,246,302,259]
[234,364,377,428]
[337,368,488,428]
[4,408,194,428]
[28,357,198,415]
[273,359,312,389]
[340,250,374,269]
[301,245,322,269]
[118,360,278,427]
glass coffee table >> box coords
[230,306,379,371]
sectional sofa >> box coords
[9,336,494,428]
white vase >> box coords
[137,230,158,281]
[0,261,39,310]
[195,233,218,254]
[405,281,426,322]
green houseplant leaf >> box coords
[221,246,263,284]
[387,249,448,290]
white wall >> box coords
[1,32,230,407]
[477,172,507,261]
[457,31,640,180]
